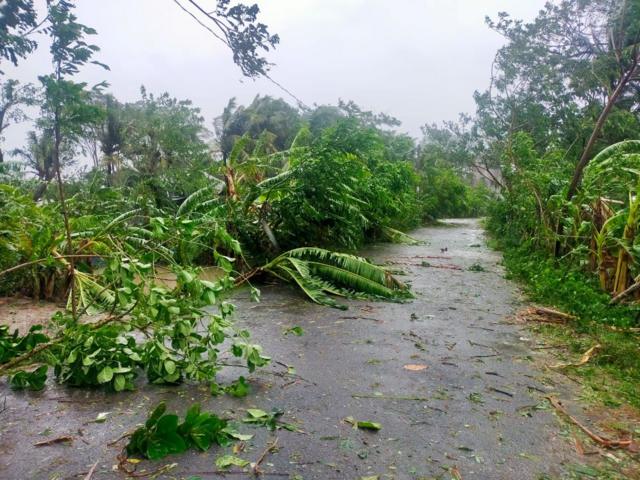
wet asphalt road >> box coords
[0,219,582,479]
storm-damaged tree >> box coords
[173,0,279,78]
[487,0,640,195]
[38,0,107,317]
[419,116,488,184]
[0,79,38,163]
[213,96,301,199]
[2,0,279,79]
[478,0,640,253]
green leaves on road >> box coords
[344,416,382,431]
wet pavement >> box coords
[0,219,584,479]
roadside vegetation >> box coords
[422,0,640,413]
[4,0,640,475]
[0,1,481,398]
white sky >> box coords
[2,0,547,152]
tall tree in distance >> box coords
[98,94,123,184]
[0,0,38,72]
[0,79,37,162]
[39,0,107,317]
[120,88,209,176]
[214,95,301,160]
[11,129,64,200]
[485,0,640,199]
[214,96,301,198]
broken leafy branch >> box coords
[125,402,240,460]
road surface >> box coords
[0,219,584,479]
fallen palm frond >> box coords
[68,270,116,314]
[380,226,425,246]
[256,247,412,309]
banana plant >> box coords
[613,190,640,295]
[590,206,622,291]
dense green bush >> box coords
[501,244,639,328]
[420,166,490,220]
[0,185,65,297]
[244,119,426,252]
[498,241,640,408]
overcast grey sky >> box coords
[3,0,547,151]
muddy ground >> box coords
[0,219,623,479]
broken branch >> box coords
[547,396,632,449]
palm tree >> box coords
[12,130,56,200]
[98,95,123,184]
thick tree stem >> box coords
[224,166,238,200]
[555,54,638,257]
[0,254,105,278]
[52,75,78,319]
[565,57,638,202]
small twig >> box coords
[117,449,177,477]
[274,360,292,370]
[179,472,289,477]
[488,387,514,398]
[532,344,568,350]
[107,431,133,447]
[253,437,279,476]
[281,379,300,389]
[83,461,99,480]
[351,394,429,401]
[468,325,495,332]
[34,435,74,447]
[532,306,575,320]
[42,397,102,404]
[234,267,261,287]
[468,340,499,354]
[528,385,547,394]
[338,316,381,322]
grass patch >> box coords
[499,244,640,410]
